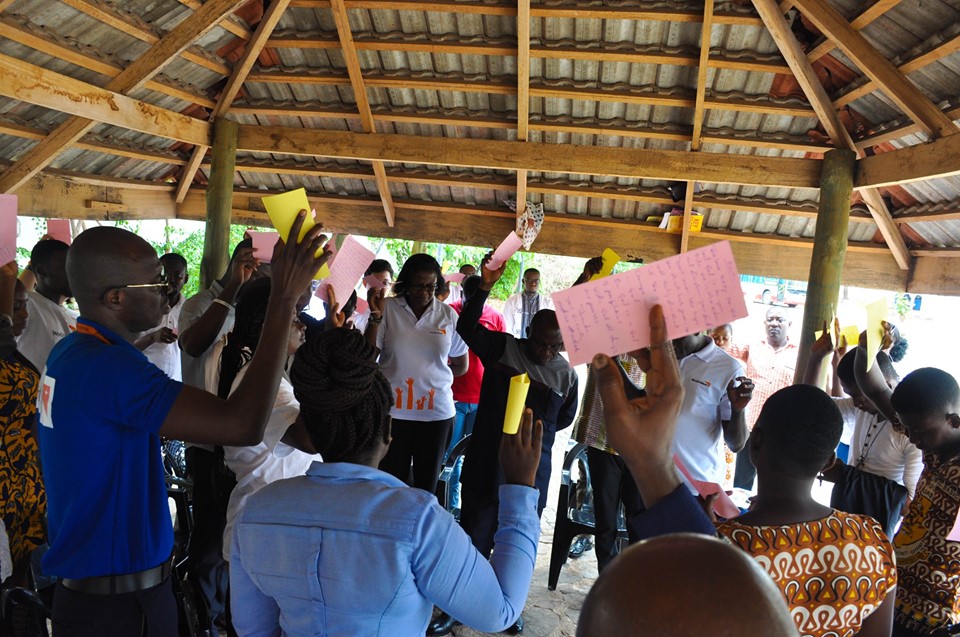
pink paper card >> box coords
[314,235,375,309]
[674,456,741,519]
[46,219,72,245]
[444,272,466,284]
[363,274,389,290]
[486,231,523,270]
[550,241,748,366]
[354,297,369,315]
[249,231,280,262]
[947,508,960,542]
[0,195,16,266]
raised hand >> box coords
[147,327,178,345]
[583,256,604,278]
[500,408,543,488]
[367,286,385,318]
[269,210,331,305]
[229,247,259,288]
[479,251,506,291]
[810,320,834,359]
[592,305,685,504]
[324,285,346,330]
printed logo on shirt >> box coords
[394,379,437,411]
[38,375,55,429]
[690,378,712,388]
[430,328,447,335]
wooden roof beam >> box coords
[0,17,216,108]
[0,0,238,193]
[176,0,252,41]
[330,0,395,226]
[753,0,911,269]
[176,0,295,204]
[56,0,232,76]
[857,131,960,188]
[515,0,531,215]
[236,125,822,188]
[834,30,960,110]
[855,105,960,150]
[806,0,903,63]
[792,0,958,139]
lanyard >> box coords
[75,323,112,345]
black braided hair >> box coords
[290,327,392,462]
[218,278,272,399]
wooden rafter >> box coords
[753,0,911,270]
[236,125,822,188]
[265,33,790,74]
[230,102,832,151]
[515,0,531,216]
[834,30,960,109]
[792,0,958,139]
[0,0,246,193]
[56,0,232,76]
[683,0,714,253]
[858,131,960,188]
[244,69,817,117]
[0,0,18,11]
[176,0,295,204]
[330,0,396,226]
[286,0,762,25]
[806,0,903,63]
[176,0,252,40]
[855,105,960,150]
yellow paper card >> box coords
[590,248,621,281]
[262,188,314,241]
[814,325,860,347]
[261,188,330,278]
[503,373,530,434]
[865,298,888,372]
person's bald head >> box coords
[577,534,797,637]
[68,227,169,335]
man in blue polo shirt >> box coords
[37,215,328,637]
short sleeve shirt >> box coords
[376,297,468,421]
[179,283,234,390]
[38,319,183,578]
[674,340,744,485]
[17,291,76,370]
[717,511,897,637]
[142,295,185,381]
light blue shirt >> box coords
[230,462,540,637]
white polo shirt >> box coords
[674,339,744,486]
[203,357,320,561]
[17,291,77,370]
[142,295,185,381]
[835,398,924,498]
[376,296,468,422]
[179,282,234,390]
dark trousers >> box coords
[733,447,757,490]
[51,578,177,637]
[379,417,453,495]
[459,489,499,558]
[892,622,942,637]
[184,447,233,633]
[586,447,645,572]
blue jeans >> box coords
[448,402,479,510]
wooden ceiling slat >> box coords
[807,0,903,63]
[235,125,823,188]
[793,0,958,139]
[0,18,216,108]
[835,31,960,109]
[57,0,232,76]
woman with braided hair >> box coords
[203,277,321,567]
[229,327,545,637]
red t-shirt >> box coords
[449,301,505,404]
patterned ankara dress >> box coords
[717,510,897,637]
[892,453,960,634]
[0,351,45,568]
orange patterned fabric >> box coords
[0,355,45,566]
[893,454,960,634]
[716,511,897,637]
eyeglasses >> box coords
[404,283,438,293]
[103,272,170,299]
[529,336,563,353]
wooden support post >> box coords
[201,118,238,289]
[794,149,856,383]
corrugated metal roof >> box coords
[0,0,958,257]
